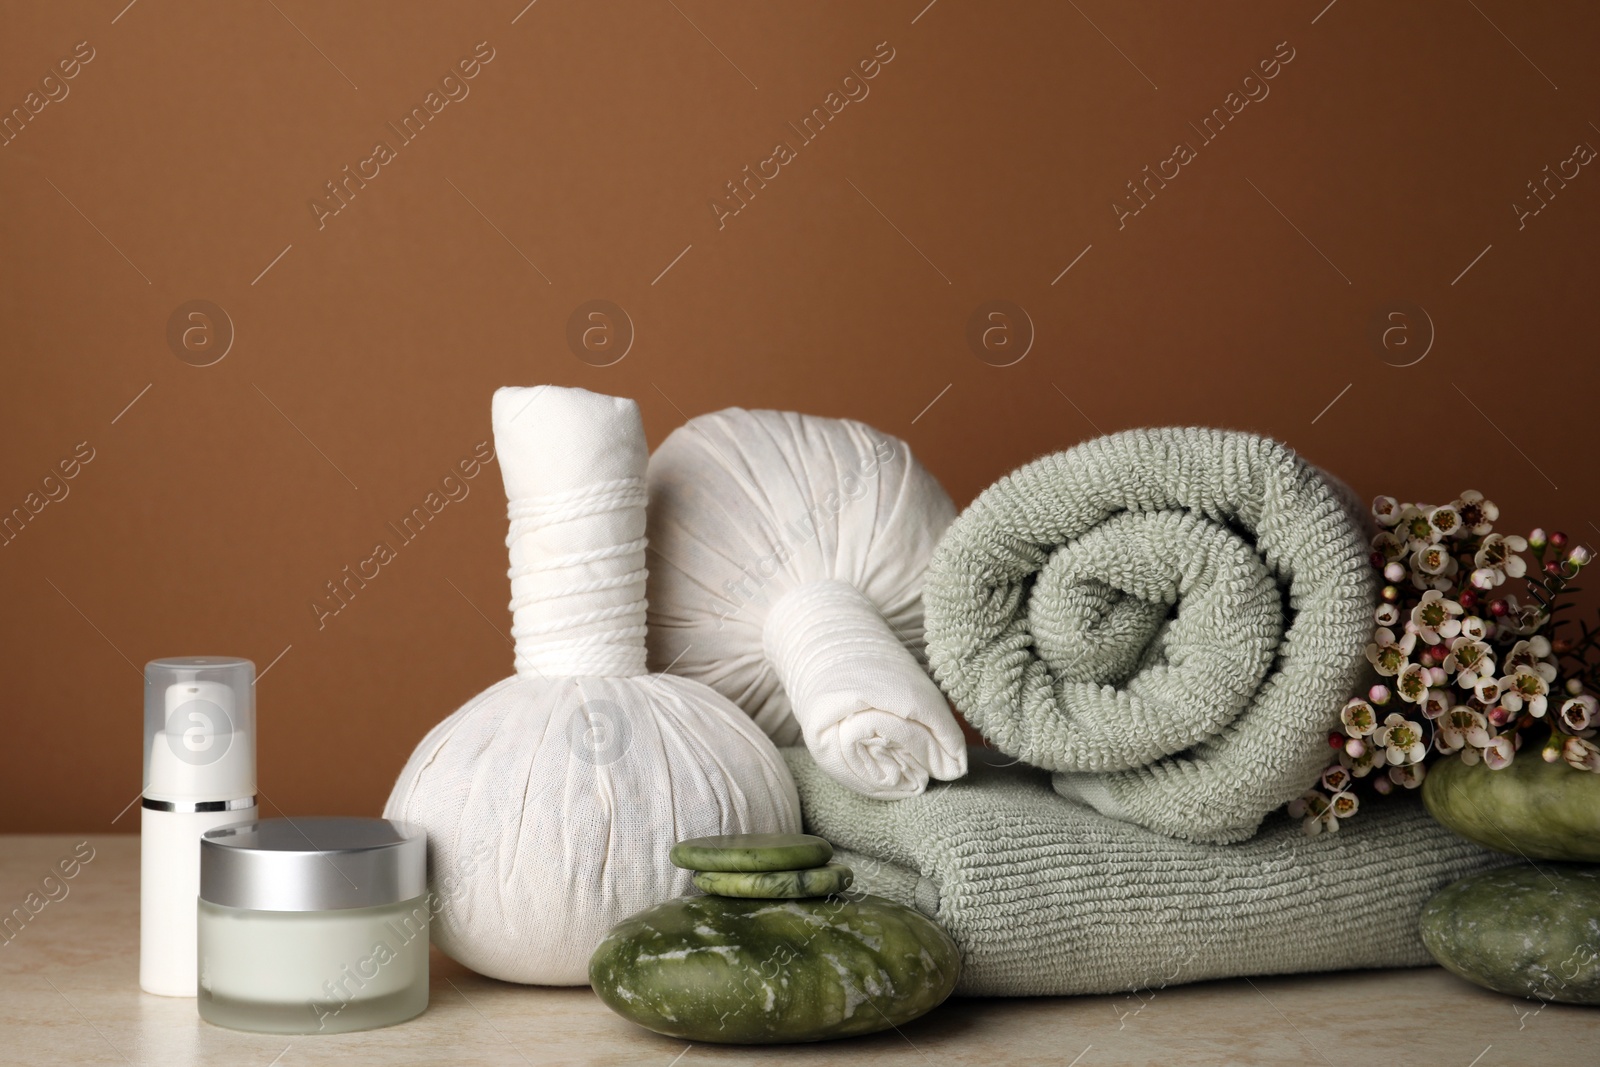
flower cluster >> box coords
[1289,491,1596,834]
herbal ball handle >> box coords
[491,386,649,679]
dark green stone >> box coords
[670,833,832,873]
[1420,863,1600,1004]
[692,863,854,899]
[1423,754,1600,861]
[589,893,961,1043]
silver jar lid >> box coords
[200,817,426,912]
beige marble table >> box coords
[1,835,1592,1066]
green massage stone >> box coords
[1423,755,1600,861]
[670,833,832,873]
[589,893,962,1043]
[1420,863,1600,1004]
[692,862,854,899]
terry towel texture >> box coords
[923,427,1374,843]
[788,748,1509,997]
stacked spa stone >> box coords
[589,834,961,1044]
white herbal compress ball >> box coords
[646,408,968,800]
[384,386,800,985]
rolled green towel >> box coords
[787,748,1509,997]
[923,427,1374,843]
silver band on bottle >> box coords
[142,795,257,814]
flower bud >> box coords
[1381,585,1401,603]
[1489,599,1510,617]
[1384,562,1406,583]
[1570,545,1593,566]
[1550,531,1569,548]
[1566,677,1584,695]
[1328,732,1345,750]
[1529,528,1548,549]
[1369,684,1392,706]
[1373,776,1394,795]
[1345,737,1366,758]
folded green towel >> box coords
[923,427,1374,843]
[787,748,1508,997]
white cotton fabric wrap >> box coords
[384,386,800,985]
[645,408,967,800]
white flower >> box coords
[1562,736,1600,773]
[1503,638,1557,684]
[1473,675,1503,704]
[1437,708,1485,754]
[1411,542,1456,578]
[1474,533,1529,585]
[1371,530,1407,562]
[1341,698,1378,737]
[1291,791,1339,835]
[1371,496,1403,527]
[1398,506,1439,550]
[1561,695,1597,733]
[1499,666,1550,718]
[1339,742,1387,777]
[1321,766,1353,793]
[1375,603,1400,627]
[1460,616,1488,641]
[1445,638,1495,688]
[1410,590,1463,645]
[1374,712,1427,765]
[1328,791,1359,819]
[1387,762,1427,789]
[1396,662,1431,705]
[1453,491,1499,536]
[1480,735,1515,769]
[1365,627,1417,676]
[1421,688,1454,720]
[1428,505,1462,540]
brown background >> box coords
[2,1,1596,833]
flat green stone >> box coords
[692,863,854,899]
[590,893,961,1043]
[670,833,832,873]
[1421,863,1600,1004]
[1423,754,1600,861]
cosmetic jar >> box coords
[198,817,429,1034]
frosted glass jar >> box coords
[198,817,429,1034]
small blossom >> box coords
[1473,675,1503,705]
[1561,695,1597,733]
[1366,627,1417,676]
[1396,662,1430,705]
[1410,590,1463,645]
[1374,712,1427,765]
[1470,567,1501,590]
[1562,736,1600,773]
[1421,688,1454,721]
[1571,544,1594,566]
[1528,527,1548,549]
[1482,735,1515,769]
[1398,506,1438,550]
[1371,530,1407,562]
[1344,736,1366,758]
[1436,707,1484,755]
[1328,791,1359,819]
[1445,638,1495,688]
[1371,496,1403,527]
[1369,683,1392,706]
[1293,791,1339,835]
[1339,742,1387,777]
[1454,491,1499,536]
[1388,762,1427,789]
[1321,766,1353,793]
[1499,666,1550,718]
[1373,774,1395,795]
[1375,603,1400,627]
[1412,542,1455,578]
[1474,533,1529,586]
[1428,504,1462,540]
[1459,616,1488,641]
[1341,698,1378,737]
[1503,638,1557,683]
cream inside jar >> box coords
[198,817,429,1034]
